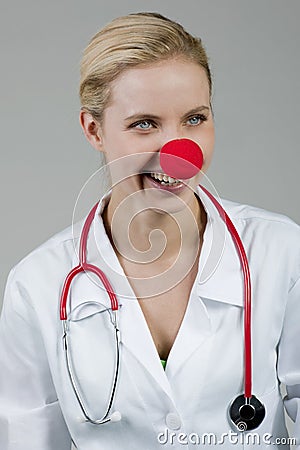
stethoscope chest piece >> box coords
[229,394,265,431]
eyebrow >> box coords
[124,105,210,122]
[181,106,210,119]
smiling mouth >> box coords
[147,171,182,186]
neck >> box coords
[102,190,206,266]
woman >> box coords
[0,12,299,449]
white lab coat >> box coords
[0,187,300,450]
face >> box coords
[91,58,214,214]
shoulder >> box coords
[8,219,84,288]
[221,197,300,283]
[221,197,300,234]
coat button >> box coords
[165,412,181,430]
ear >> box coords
[79,109,104,152]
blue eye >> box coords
[135,120,152,129]
[188,115,202,126]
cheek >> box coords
[202,151,214,174]
[199,127,215,172]
[103,129,160,159]
[102,138,160,183]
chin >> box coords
[142,186,198,217]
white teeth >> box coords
[149,172,180,185]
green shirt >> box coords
[161,359,167,370]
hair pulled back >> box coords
[79,12,212,122]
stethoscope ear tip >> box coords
[110,411,122,422]
[229,394,265,432]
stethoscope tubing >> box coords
[60,202,121,424]
[200,186,252,399]
[60,202,118,321]
[62,311,121,424]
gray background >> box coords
[1,0,299,301]
[0,0,299,445]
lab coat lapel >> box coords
[196,186,244,307]
[165,287,213,379]
[119,298,174,399]
[165,187,245,378]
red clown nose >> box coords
[160,138,204,180]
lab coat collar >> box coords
[196,185,244,308]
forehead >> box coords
[107,59,210,115]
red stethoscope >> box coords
[60,139,265,431]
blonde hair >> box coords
[79,12,212,122]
